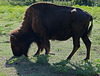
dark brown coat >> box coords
[10,3,93,60]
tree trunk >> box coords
[84,0,87,3]
[33,0,35,3]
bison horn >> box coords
[9,34,15,38]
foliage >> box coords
[72,0,95,6]
[7,55,28,64]
[0,5,27,21]
[52,60,98,76]
[0,73,5,76]
[0,0,35,6]
[52,60,70,72]
[0,0,98,6]
[35,55,50,65]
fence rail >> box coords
[1,0,100,6]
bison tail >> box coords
[87,16,93,36]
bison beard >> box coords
[9,3,93,60]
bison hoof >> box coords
[84,58,89,61]
[24,54,30,57]
[67,57,71,60]
[34,54,39,57]
[66,58,71,61]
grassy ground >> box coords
[0,4,100,76]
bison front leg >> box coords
[67,37,80,60]
[82,36,91,60]
[44,40,50,55]
[34,44,43,56]
[34,48,43,56]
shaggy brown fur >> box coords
[10,3,93,60]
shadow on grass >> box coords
[5,55,67,76]
[6,55,99,76]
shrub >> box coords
[72,0,95,6]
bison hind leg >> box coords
[82,36,91,60]
[67,36,80,60]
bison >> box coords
[10,2,93,60]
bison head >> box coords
[9,30,29,57]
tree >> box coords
[33,0,35,3]
[83,0,87,3]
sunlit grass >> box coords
[0,5,27,21]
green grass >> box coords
[0,72,5,76]
[0,4,100,76]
